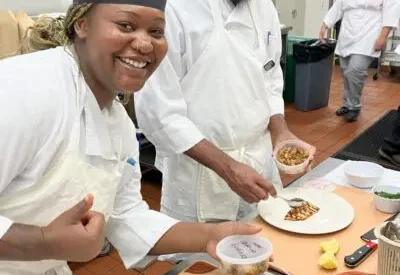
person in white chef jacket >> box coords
[0,1,264,274]
[135,0,316,224]
[320,0,399,122]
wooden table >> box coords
[167,186,390,275]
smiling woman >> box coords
[28,2,167,107]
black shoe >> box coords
[336,106,349,116]
[378,147,400,168]
[344,109,360,122]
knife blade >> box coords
[344,239,378,268]
[361,212,400,242]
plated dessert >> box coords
[284,201,320,221]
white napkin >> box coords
[321,160,400,192]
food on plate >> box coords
[224,261,267,275]
[320,238,340,255]
[276,146,309,166]
[284,201,320,221]
[374,191,400,199]
[318,252,338,270]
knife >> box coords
[344,212,400,268]
[360,212,400,242]
[344,239,378,268]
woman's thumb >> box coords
[66,194,94,222]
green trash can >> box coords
[283,36,312,103]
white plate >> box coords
[257,188,355,235]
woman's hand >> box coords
[42,194,106,262]
[0,195,106,262]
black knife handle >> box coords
[344,241,378,268]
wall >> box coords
[275,0,330,37]
[0,0,71,15]
[303,0,330,38]
[275,0,305,36]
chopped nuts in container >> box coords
[277,146,309,166]
[273,140,311,175]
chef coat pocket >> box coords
[197,149,243,222]
[242,134,270,175]
[120,157,141,186]
[264,34,280,62]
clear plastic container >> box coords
[216,235,273,275]
[273,140,311,175]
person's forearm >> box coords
[380,26,392,40]
[319,22,329,40]
[149,222,212,255]
[185,139,234,179]
[268,114,290,145]
[0,223,48,261]
[321,22,329,33]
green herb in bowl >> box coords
[374,191,400,200]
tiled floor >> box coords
[69,66,400,274]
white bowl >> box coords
[372,185,400,213]
[343,161,384,189]
[273,140,311,175]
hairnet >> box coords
[73,0,166,11]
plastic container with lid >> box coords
[216,235,273,275]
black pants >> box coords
[382,107,400,154]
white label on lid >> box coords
[223,240,267,260]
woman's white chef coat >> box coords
[134,0,284,221]
[0,47,178,269]
[324,0,399,58]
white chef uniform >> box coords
[0,47,179,274]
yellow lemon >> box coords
[318,252,338,270]
[320,238,340,254]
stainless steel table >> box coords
[162,157,345,275]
